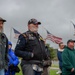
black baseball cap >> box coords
[28,18,41,25]
[0,17,6,22]
[67,39,75,44]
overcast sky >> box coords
[0,0,75,48]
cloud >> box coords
[0,0,75,48]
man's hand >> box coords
[31,53,34,57]
[71,68,74,72]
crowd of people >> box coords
[0,17,51,75]
[57,40,75,75]
[0,17,75,75]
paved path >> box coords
[49,67,59,70]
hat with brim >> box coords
[8,41,12,46]
[28,18,41,25]
[0,17,6,22]
[67,39,75,44]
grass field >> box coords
[50,69,59,75]
[16,64,22,75]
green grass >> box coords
[16,64,22,75]
[50,64,59,75]
[50,69,59,75]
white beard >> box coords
[0,28,3,33]
[30,27,38,33]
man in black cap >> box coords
[15,18,50,75]
[62,39,75,75]
[0,17,8,75]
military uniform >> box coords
[15,30,49,75]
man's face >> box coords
[28,24,39,32]
[8,45,12,49]
[0,21,4,32]
[59,43,64,49]
[68,42,74,49]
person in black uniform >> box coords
[15,18,50,75]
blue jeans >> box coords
[5,68,15,75]
[0,69,4,75]
[34,70,42,75]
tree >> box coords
[45,43,56,60]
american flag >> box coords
[13,28,21,39]
[46,30,62,44]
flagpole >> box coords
[10,27,13,41]
[41,26,47,31]
[70,21,75,36]
[41,26,48,41]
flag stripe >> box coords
[46,30,62,44]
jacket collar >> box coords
[66,46,74,50]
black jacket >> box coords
[15,31,48,61]
[0,33,8,70]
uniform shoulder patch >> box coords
[22,34,27,38]
[39,36,44,41]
